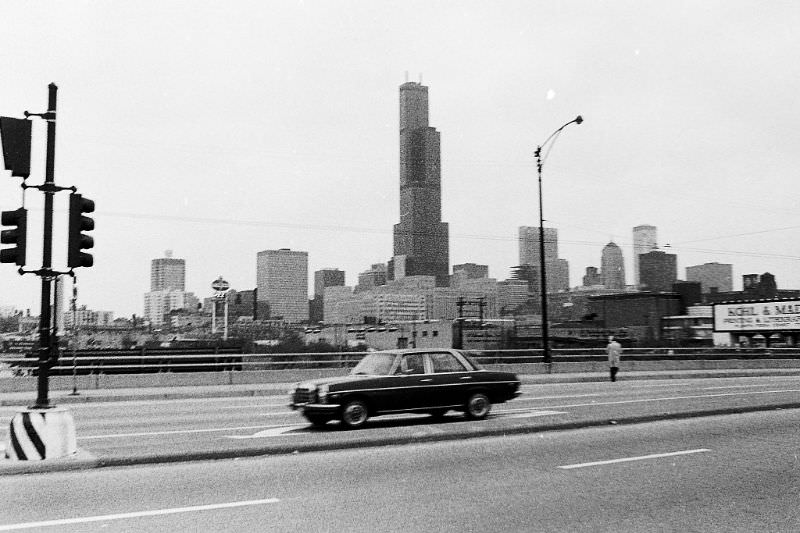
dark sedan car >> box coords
[289,348,521,429]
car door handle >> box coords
[460,376,473,380]
[420,378,433,382]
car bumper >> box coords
[290,403,341,413]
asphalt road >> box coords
[3,375,800,463]
[1,408,799,532]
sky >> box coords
[1,1,799,318]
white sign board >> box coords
[713,301,800,332]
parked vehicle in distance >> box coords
[288,348,521,429]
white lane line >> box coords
[505,410,566,419]
[539,389,800,409]
[227,425,308,439]
[77,424,290,440]
[559,449,711,470]
[0,498,281,531]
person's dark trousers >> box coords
[610,366,619,382]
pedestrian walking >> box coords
[606,336,622,382]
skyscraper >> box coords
[151,250,185,291]
[392,81,449,286]
[632,225,657,288]
[639,250,677,292]
[518,226,569,292]
[256,249,309,323]
[601,241,626,289]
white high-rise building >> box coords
[632,225,657,288]
[256,249,309,323]
[151,250,186,291]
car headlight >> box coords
[318,384,329,403]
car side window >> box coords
[430,352,468,373]
[401,353,426,374]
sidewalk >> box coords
[4,367,800,407]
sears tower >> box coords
[391,81,450,286]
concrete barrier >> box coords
[4,407,77,461]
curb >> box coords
[3,402,799,476]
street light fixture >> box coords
[535,115,583,365]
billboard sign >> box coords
[713,301,800,332]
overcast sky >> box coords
[1,1,799,318]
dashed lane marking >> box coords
[558,448,711,469]
[0,498,281,531]
[503,410,567,419]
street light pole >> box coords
[535,115,583,365]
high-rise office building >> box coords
[601,241,626,289]
[686,262,733,293]
[314,269,345,298]
[632,225,657,288]
[391,81,449,286]
[256,248,309,323]
[151,250,185,291]
[310,268,345,323]
[518,226,569,292]
[639,250,677,292]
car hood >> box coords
[294,374,376,390]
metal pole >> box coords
[69,281,79,395]
[33,83,58,409]
[536,147,551,365]
[223,295,229,341]
[534,115,582,367]
[211,299,217,334]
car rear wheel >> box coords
[340,399,369,429]
[465,392,491,420]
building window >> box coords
[422,331,428,337]
[432,330,439,337]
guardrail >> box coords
[2,347,800,376]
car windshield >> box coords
[350,353,397,376]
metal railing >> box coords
[2,346,799,376]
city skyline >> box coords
[1,3,798,317]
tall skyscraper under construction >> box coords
[391,81,450,286]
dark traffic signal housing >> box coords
[0,116,32,179]
[67,193,94,268]
[0,208,27,266]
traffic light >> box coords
[0,117,32,179]
[67,193,94,268]
[0,208,27,265]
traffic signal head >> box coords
[67,193,94,268]
[0,117,32,179]
[0,208,27,266]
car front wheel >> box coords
[340,399,369,429]
[465,392,491,420]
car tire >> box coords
[305,414,331,428]
[464,392,491,420]
[340,399,369,429]
[428,409,448,419]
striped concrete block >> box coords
[4,407,77,461]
